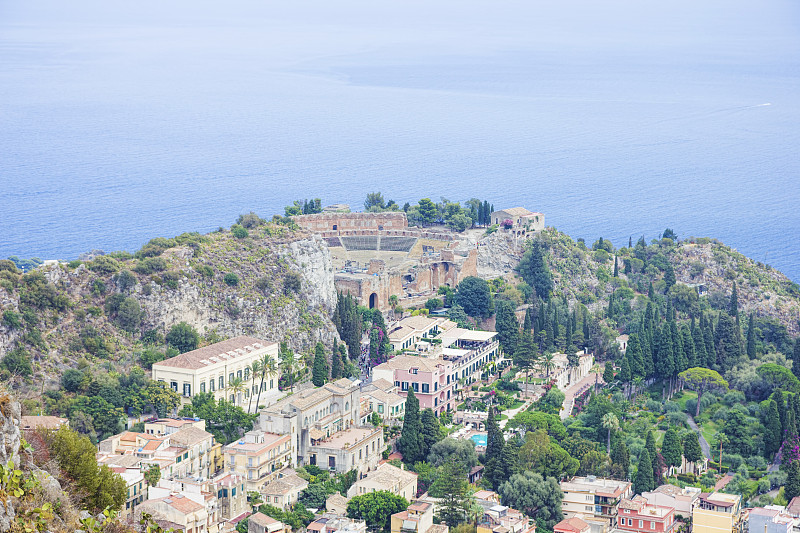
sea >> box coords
[1,0,799,281]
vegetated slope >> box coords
[537,228,799,336]
[0,221,339,395]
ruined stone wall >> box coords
[293,212,407,233]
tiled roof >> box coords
[389,325,416,341]
[787,496,800,515]
[367,379,395,392]
[554,517,589,533]
[250,512,282,527]
[496,207,534,217]
[152,336,275,370]
[399,316,437,331]
[170,426,213,447]
[377,355,447,373]
[352,463,416,491]
[363,389,403,405]
[263,472,308,495]
[20,415,68,430]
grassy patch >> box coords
[674,391,698,412]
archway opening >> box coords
[369,293,378,309]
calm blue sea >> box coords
[1,0,799,280]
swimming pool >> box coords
[469,434,487,447]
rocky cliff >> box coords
[0,224,341,394]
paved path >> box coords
[499,398,535,429]
[560,373,602,420]
[686,414,712,460]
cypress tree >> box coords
[607,292,615,319]
[648,282,655,301]
[398,387,422,463]
[485,407,506,490]
[500,440,519,479]
[703,318,716,367]
[714,313,741,372]
[523,308,533,332]
[626,333,644,378]
[746,313,756,359]
[661,427,683,472]
[566,316,574,349]
[420,408,442,459]
[664,263,676,293]
[629,236,633,248]
[331,339,342,379]
[682,325,696,369]
[619,356,632,383]
[582,313,590,352]
[788,460,800,501]
[775,389,787,438]
[611,439,631,479]
[552,308,560,347]
[692,320,707,369]
[765,399,782,458]
[613,256,619,277]
[729,282,739,323]
[793,339,800,380]
[603,361,615,384]
[545,311,555,351]
[655,324,674,386]
[683,432,703,465]
[634,448,655,494]
[495,300,520,356]
[645,430,661,485]
[312,342,329,387]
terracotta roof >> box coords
[170,426,212,447]
[152,336,275,370]
[787,496,800,515]
[367,378,395,392]
[554,517,589,533]
[389,325,416,341]
[326,493,349,510]
[377,355,448,373]
[263,472,308,495]
[20,415,68,430]
[250,512,283,527]
[619,499,643,511]
[409,502,432,512]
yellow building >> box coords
[693,492,742,533]
[224,430,293,493]
[152,336,281,411]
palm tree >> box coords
[602,412,619,455]
[631,376,644,400]
[280,349,299,392]
[540,352,556,380]
[255,353,278,410]
[227,377,246,407]
[247,360,262,414]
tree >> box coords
[347,491,409,533]
[787,461,800,501]
[602,413,619,455]
[495,299,520,355]
[144,464,161,487]
[764,399,781,458]
[299,484,329,508]
[398,387,423,463]
[256,353,278,410]
[179,392,257,444]
[661,427,683,473]
[166,322,199,353]
[683,432,703,465]
[365,192,386,211]
[714,313,741,372]
[45,426,127,512]
[610,440,631,480]
[663,263,676,293]
[427,439,478,472]
[603,361,615,384]
[679,367,729,417]
[517,241,553,301]
[793,339,800,380]
[421,408,443,459]
[645,430,661,486]
[431,458,472,527]
[498,472,562,528]
[455,277,493,319]
[144,380,181,418]
[517,429,579,479]
[331,339,343,380]
[116,297,142,332]
[280,343,299,392]
[515,331,538,397]
[746,313,756,359]
[312,342,329,386]
[633,448,655,494]
[729,282,739,322]
[417,198,438,226]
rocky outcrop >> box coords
[0,400,21,531]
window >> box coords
[345,402,349,411]
[229,373,234,383]
[183,383,191,396]
[230,394,234,402]
[434,398,438,406]
[170,381,178,392]
[329,456,336,468]
[378,405,384,413]
[237,370,242,379]
[219,376,224,389]
[412,383,419,392]
[650,522,655,530]
[401,382,409,391]
[585,506,592,511]
[639,521,643,528]
[395,381,400,388]
[411,368,418,375]
[200,382,206,393]
[435,382,438,391]
[210,379,215,392]
[270,379,274,389]
[422,383,429,393]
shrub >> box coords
[91,279,106,295]
[0,259,18,273]
[136,237,178,258]
[224,273,240,286]
[133,256,167,274]
[161,270,182,289]
[166,322,199,353]
[1,346,32,376]
[231,225,248,239]
[746,456,768,470]
[197,265,214,278]
[87,255,120,274]
[62,368,86,392]
[2,310,22,330]
[255,277,272,293]
[236,212,265,229]
[115,270,137,291]
[284,271,302,294]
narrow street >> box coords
[686,414,712,460]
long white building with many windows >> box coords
[152,336,282,411]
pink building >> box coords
[618,496,676,533]
[372,356,454,415]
